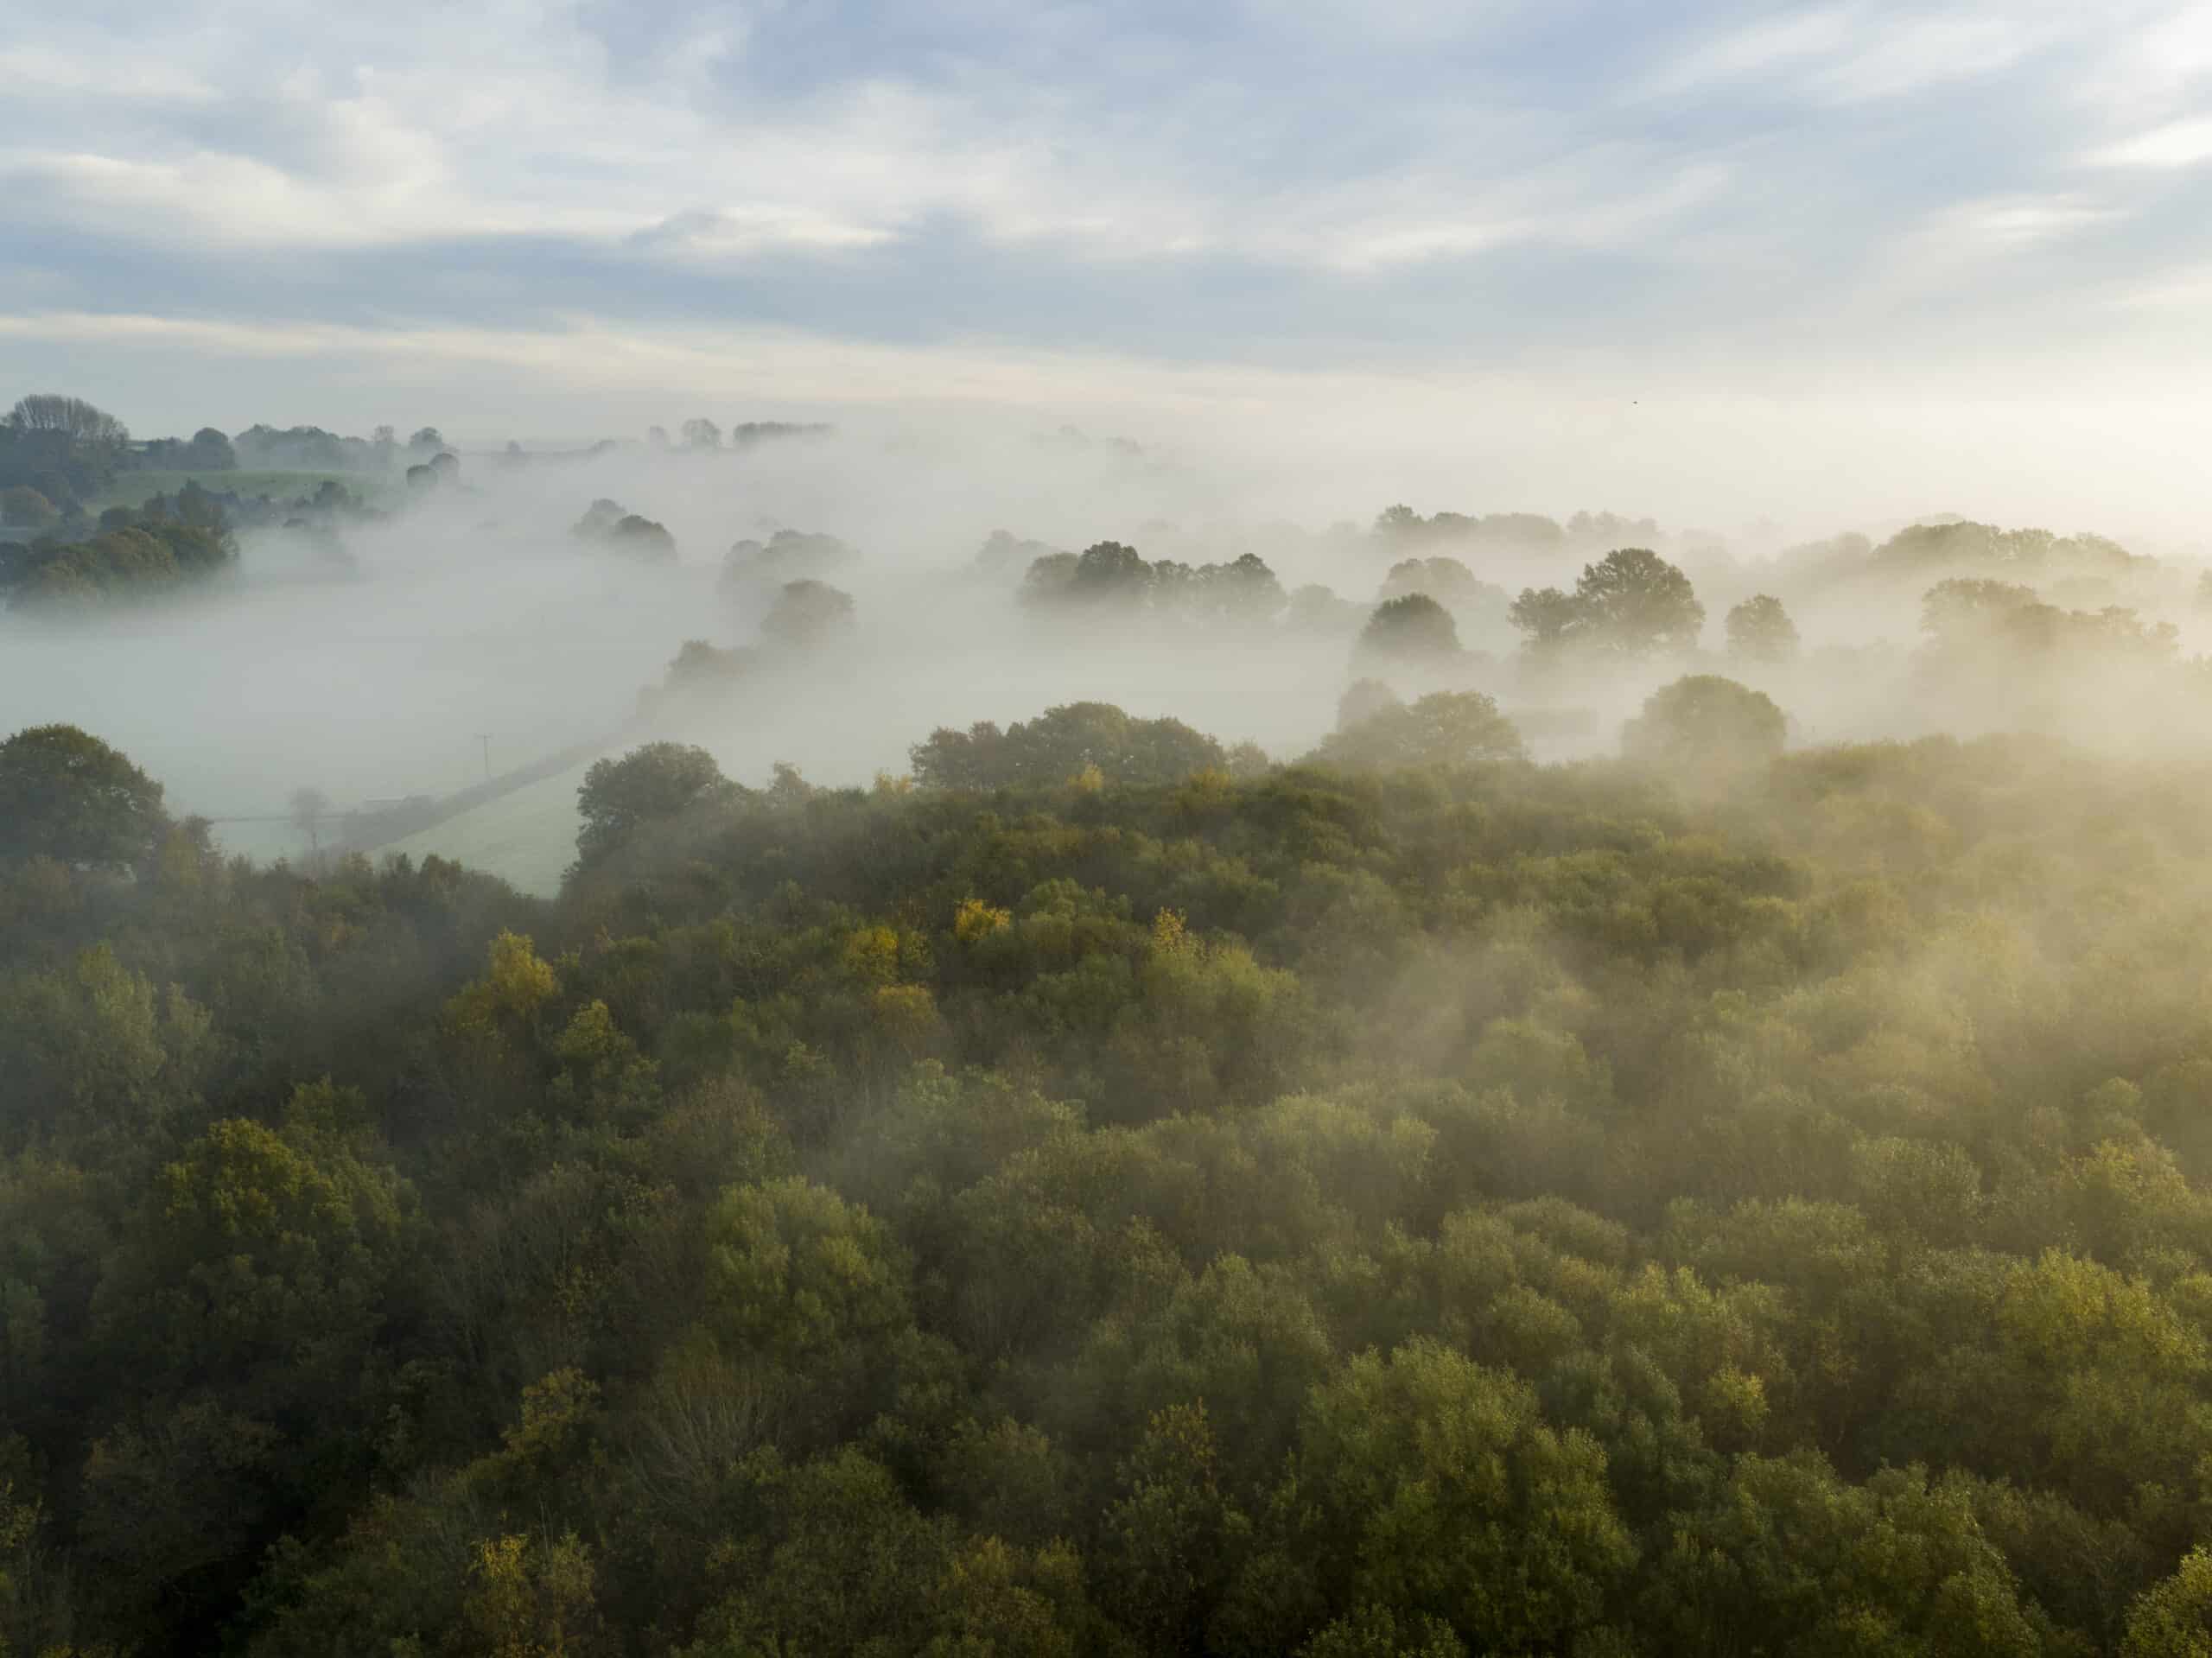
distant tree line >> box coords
[1020,541,1291,629]
[721,529,861,599]
[574,499,676,559]
[648,419,835,451]
[135,427,238,472]
[1,485,237,610]
[0,394,132,521]
[0,392,479,528]
[1510,547,1708,658]
[908,701,1262,792]
[1374,502,1661,555]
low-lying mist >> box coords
[10,416,2211,884]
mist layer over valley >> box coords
[11,410,2210,890]
[5,424,1375,871]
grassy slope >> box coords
[378,764,588,896]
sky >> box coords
[9,0,2212,532]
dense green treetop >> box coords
[1621,675,1789,784]
[6,711,2212,1654]
[0,724,169,871]
[1726,594,1800,664]
[1309,690,1526,772]
[910,701,1229,791]
[1356,593,1462,664]
[573,742,735,872]
[760,577,857,647]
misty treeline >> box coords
[0,477,397,612]
[0,392,441,520]
[17,669,2212,1655]
[0,391,817,545]
[0,391,403,608]
[633,510,2204,766]
[0,488,236,609]
[11,387,2212,785]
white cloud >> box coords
[2113,261,2212,312]
[1938,193,2113,247]
[1638,9,1855,98]
[0,11,1732,278]
[7,0,2212,395]
[1811,11,2046,102]
[1643,3,2091,107]
[2077,5,2212,120]
[1215,134,1736,275]
[2092,115,2212,168]
[633,207,899,258]
[1235,0,1527,48]
[0,42,215,101]
[0,22,1233,262]
[1844,189,2116,318]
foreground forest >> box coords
[10,700,2212,1656]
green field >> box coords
[378,764,588,895]
[88,468,402,512]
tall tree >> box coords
[1356,594,1461,664]
[760,579,856,647]
[1621,674,1787,785]
[910,702,1224,789]
[573,742,733,870]
[1726,594,1800,664]
[1571,547,1705,656]
[1311,691,1525,772]
[4,395,129,458]
[1508,586,1584,654]
[0,726,168,870]
[2,394,130,493]
[1337,677,1403,731]
[1065,542,1154,607]
[184,429,237,470]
